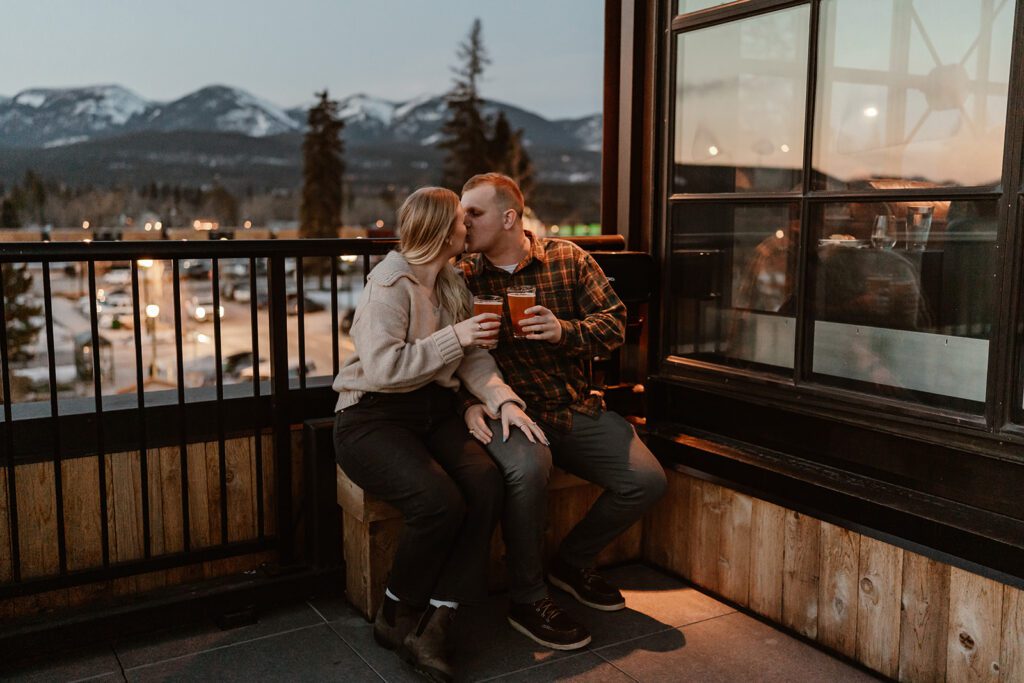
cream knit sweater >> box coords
[333,250,523,414]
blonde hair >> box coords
[463,172,525,219]
[397,187,470,322]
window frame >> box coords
[656,0,1024,457]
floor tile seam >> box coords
[474,650,595,682]
[590,649,643,683]
[588,610,738,653]
[63,645,127,683]
[324,620,389,682]
[119,621,327,673]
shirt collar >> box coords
[478,230,547,275]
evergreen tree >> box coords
[0,199,19,228]
[488,112,536,199]
[2,263,42,363]
[22,170,46,226]
[439,19,493,190]
[300,90,345,239]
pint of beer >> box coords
[472,295,503,349]
[507,285,536,339]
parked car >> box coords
[181,259,212,279]
[101,265,132,286]
[185,295,225,322]
[286,293,326,316]
[239,360,316,381]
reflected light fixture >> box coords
[780,144,790,153]
[863,106,879,118]
[708,145,719,156]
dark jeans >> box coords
[483,410,667,604]
[334,384,503,605]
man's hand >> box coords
[464,403,497,444]
[518,305,563,344]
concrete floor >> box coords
[3,564,881,682]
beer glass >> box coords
[506,285,536,339]
[472,295,503,349]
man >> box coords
[457,173,666,650]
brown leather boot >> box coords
[373,595,420,651]
[399,605,456,682]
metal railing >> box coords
[0,234,628,602]
[0,238,393,599]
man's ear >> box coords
[502,209,517,230]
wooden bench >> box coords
[336,458,643,620]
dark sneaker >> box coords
[400,605,456,683]
[507,597,591,650]
[548,556,626,611]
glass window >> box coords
[812,0,1015,190]
[809,199,997,409]
[668,202,800,371]
[678,0,733,13]
[673,6,810,194]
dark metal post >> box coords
[267,256,294,563]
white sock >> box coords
[385,588,400,602]
[429,598,459,610]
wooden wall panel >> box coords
[856,536,902,679]
[16,462,59,579]
[260,433,276,537]
[186,442,213,549]
[1002,584,1024,683]
[203,442,224,546]
[818,522,859,658]
[782,510,819,638]
[106,451,144,564]
[642,468,692,579]
[61,457,103,571]
[947,567,1003,683]
[689,479,722,592]
[748,497,785,621]
[0,468,10,583]
[225,437,257,543]
[717,488,751,605]
[898,552,949,683]
[151,446,185,556]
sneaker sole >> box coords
[548,574,626,612]
[507,616,592,651]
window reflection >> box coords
[810,199,997,408]
[813,0,1013,190]
[669,203,799,371]
[674,6,809,194]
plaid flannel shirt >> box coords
[457,232,626,433]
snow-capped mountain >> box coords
[0,84,600,153]
[137,85,299,138]
[0,85,149,148]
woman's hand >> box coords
[454,313,502,348]
[464,403,497,444]
[500,402,549,445]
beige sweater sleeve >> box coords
[456,346,524,415]
[351,294,464,391]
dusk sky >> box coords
[1,0,603,119]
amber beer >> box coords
[472,295,503,349]
[507,285,536,339]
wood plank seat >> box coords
[337,463,642,620]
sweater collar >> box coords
[368,250,420,287]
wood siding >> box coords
[0,434,278,623]
[643,468,1024,682]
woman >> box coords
[333,187,546,682]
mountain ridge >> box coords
[0,83,601,152]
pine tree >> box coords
[0,199,19,228]
[2,263,42,363]
[488,112,536,199]
[439,19,493,190]
[301,90,345,239]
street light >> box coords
[145,304,160,377]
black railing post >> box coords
[267,256,294,563]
